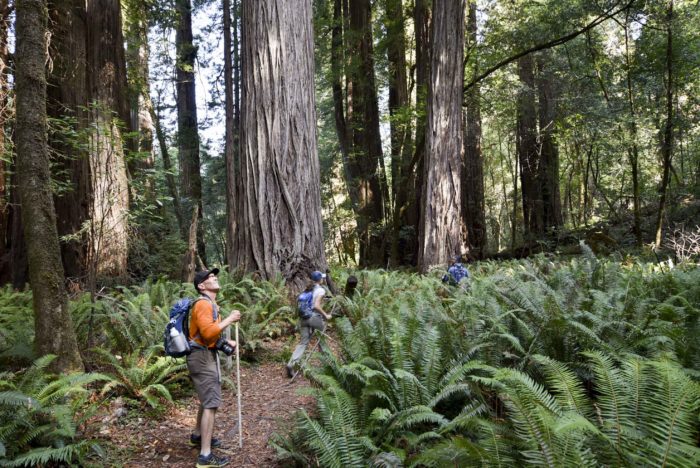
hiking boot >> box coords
[189,434,223,448]
[196,452,230,468]
[286,364,294,378]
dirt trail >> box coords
[98,344,316,467]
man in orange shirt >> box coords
[188,268,241,468]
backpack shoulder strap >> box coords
[194,295,218,320]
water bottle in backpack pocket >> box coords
[164,298,194,357]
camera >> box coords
[215,337,235,356]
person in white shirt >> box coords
[286,270,331,377]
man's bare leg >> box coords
[193,405,204,437]
[199,408,217,456]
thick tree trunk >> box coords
[417,0,464,272]
[345,0,387,267]
[224,0,239,269]
[516,54,542,238]
[86,0,131,278]
[237,0,327,290]
[175,0,206,263]
[462,0,486,259]
[15,0,83,372]
[654,0,674,248]
[535,52,563,231]
[47,0,90,282]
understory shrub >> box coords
[273,256,700,466]
[0,355,109,467]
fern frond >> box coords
[532,354,591,416]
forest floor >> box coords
[91,338,319,467]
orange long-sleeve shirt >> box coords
[188,298,221,349]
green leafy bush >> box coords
[0,286,35,369]
[95,345,188,409]
[0,355,109,467]
[275,257,700,466]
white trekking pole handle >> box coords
[235,323,243,448]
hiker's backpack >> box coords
[163,298,195,357]
[297,289,315,320]
[447,263,469,285]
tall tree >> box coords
[0,0,9,275]
[86,0,131,278]
[535,51,563,230]
[175,0,206,264]
[47,0,90,281]
[517,53,543,238]
[400,0,432,265]
[654,0,675,248]
[462,0,486,258]
[224,0,239,268]
[417,0,464,272]
[622,10,643,246]
[383,0,412,266]
[341,0,388,267]
[15,0,82,372]
[124,0,156,199]
[236,0,327,289]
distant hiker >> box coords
[286,270,331,378]
[188,268,241,468]
[345,275,358,297]
[442,255,470,288]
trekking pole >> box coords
[234,323,243,448]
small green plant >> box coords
[0,355,109,467]
[95,345,188,409]
[0,286,35,369]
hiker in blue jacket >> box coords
[442,255,470,288]
[286,270,331,378]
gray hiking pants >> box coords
[287,313,327,367]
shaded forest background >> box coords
[1,0,699,289]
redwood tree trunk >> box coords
[535,52,562,231]
[462,0,486,259]
[517,54,542,238]
[417,0,464,272]
[47,0,90,282]
[236,0,327,289]
[224,0,238,268]
[0,0,8,276]
[384,0,412,267]
[401,0,431,266]
[86,0,131,278]
[346,0,387,267]
[15,0,83,372]
[175,0,206,263]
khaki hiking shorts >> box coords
[187,348,222,409]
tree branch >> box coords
[463,0,635,93]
